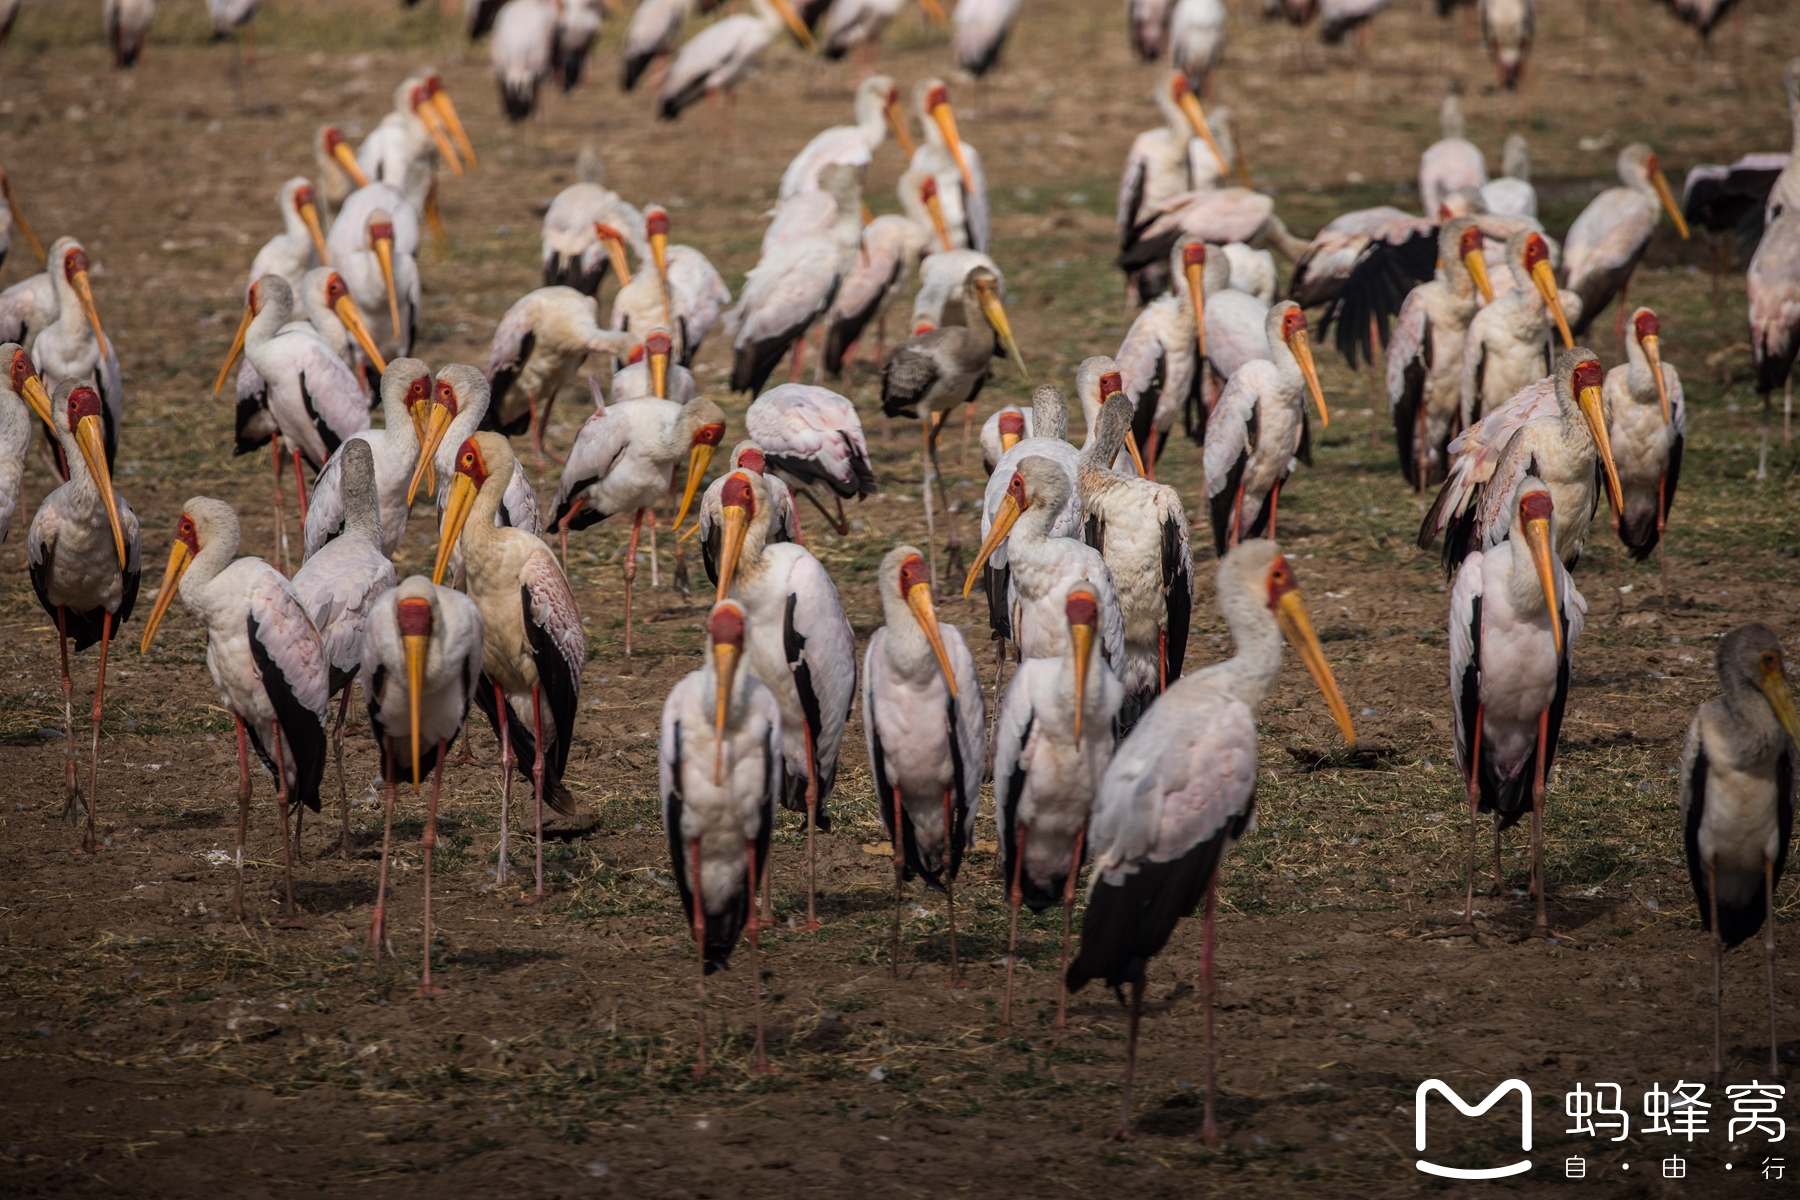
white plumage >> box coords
[302,359,430,560]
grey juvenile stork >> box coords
[1605,308,1685,591]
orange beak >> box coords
[929,98,975,195]
[213,297,255,398]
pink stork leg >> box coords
[83,609,112,852]
[1053,825,1085,1033]
[690,836,709,1077]
[803,724,821,931]
[1267,479,1281,541]
[494,682,513,887]
[1115,976,1145,1141]
[271,721,301,926]
[891,786,906,977]
[624,507,646,658]
[417,741,450,997]
[291,448,310,524]
[1000,820,1025,1032]
[942,785,966,987]
[56,608,79,827]
[333,682,355,855]
[270,435,289,574]
[531,685,547,901]
[1201,876,1220,1145]
[233,715,252,920]
[366,745,397,969]
[746,840,774,1074]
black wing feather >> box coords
[247,612,327,812]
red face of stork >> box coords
[673,419,727,533]
[898,551,957,697]
[1521,233,1573,348]
[1640,151,1690,240]
[925,84,975,195]
[368,216,403,339]
[917,175,953,252]
[291,183,330,265]
[736,446,766,475]
[997,410,1026,457]
[431,437,493,585]
[10,345,49,432]
[594,223,633,287]
[1169,72,1228,176]
[1065,586,1100,739]
[421,78,476,167]
[63,385,126,567]
[409,83,463,176]
[407,375,460,506]
[964,470,1031,597]
[1278,305,1330,429]
[645,209,670,281]
[1097,370,1146,474]
[1567,356,1625,514]
[324,270,386,373]
[884,83,915,157]
[139,509,204,655]
[1182,242,1209,354]
[714,473,758,602]
[1262,553,1356,745]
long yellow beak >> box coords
[431,470,479,585]
[885,96,917,157]
[916,0,947,24]
[333,293,388,375]
[713,640,739,785]
[74,413,125,567]
[1650,168,1690,240]
[431,90,477,167]
[974,284,1028,380]
[1272,586,1356,746]
[770,0,816,48]
[403,632,428,793]
[1463,247,1494,305]
[963,492,1022,597]
[672,441,716,532]
[374,235,402,340]
[905,580,958,698]
[930,100,975,195]
[299,199,331,266]
[416,102,463,177]
[1123,428,1146,476]
[1522,513,1563,656]
[1233,141,1253,188]
[69,269,110,361]
[1185,261,1207,357]
[1176,89,1229,178]
[1760,659,1800,746]
[333,140,370,188]
[407,400,454,506]
[1068,619,1092,742]
[715,503,748,601]
[213,300,254,398]
[999,428,1021,456]
[597,228,633,286]
[1576,382,1625,517]
[923,188,953,252]
[650,348,669,399]
[1642,334,1671,424]
[1287,326,1329,428]
[138,540,192,654]
[20,372,52,431]
[1,171,44,264]
[1530,259,1573,349]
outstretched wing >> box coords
[1319,227,1438,370]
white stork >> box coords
[611,330,698,405]
[540,150,645,295]
[1445,477,1582,942]
[362,575,485,994]
[952,0,1018,77]
[1562,143,1690,342]
[1194,241,1273,395]
[660,599,782,1074]
[655,0,815,120]
[1128,0,1173,59]
[910,79,989,253]
[822,169,951,378]
[1478,0,1532,90]
[549,392,727,652]
[712,467,857,931]
[1203,302,1329,555]
[622,0,690,91]
[1749,210,1800,480]
[864,545,985,980]
[993,580,1123,1031]
[979,404,1029,474]
[28,382,139,852]
[326,184,421,363]
[139,497,328,922]
[745,383,875,535]
[492,0,559,120]
[1419,94,1487,219]
[1119,178,1291,300]
[1606,308,1685,586]
[357,76,464,244]
[301,358,430,560]
[105,0,155,67]
[290,439,395,856]
[1117,73,1222,300]
[1480,135,1537,219]
[779,74,910,199]
[1078,392,1193,732]
[1384,218,1493,489]
[1067,540,1354,1141]
[554,0,603,92]
[1459,229,1578,425]
[1423,348,1624,573]
[1287,206,1436,310]
[32,238,122,466]
[611,207,732,368]
[1169,0,1226,98]
[821,0,943,66]
[696,442,799,582]
[485,285,640,463]
[1682,623,1800,1078]
[1117,238,1204,472]
[248,177,331,296]
[433,433,585,901]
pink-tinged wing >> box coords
[746,383,869,489]
[290,533,396,677]
[761,190,838,258]
[828,218,907,324]
[486,292,541,380]
[522,545,585,690]
[278,330,371,448]
[1148,187,1274,246]
[1564,190,1655,287]
[1203,361,1268,499]
[668,247,732,345]
[503,460,544,536]
[553,403,636,515]
[1116,302,1168,401]
[732,239,840,345]
[1749,219,1800,373]
[779,126,872,201]
[248,568,332,718]
[1385,287,1430,413]
[1118,135,1152,240]
[1203,290,1271,380]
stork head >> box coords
[7,343,50,431]
[645,328,673,399]
[1275,303,1328,428]
[917,174,952,252]
[733,442,767,475]
[1632,308,1671,423]
[889,545,957,698]
[62,383,125,568]
[714,471,759,602]
[997,409,1025,457]
[1253,545,1355,745]
[59,244,109,361]
[367,212,403,338]
[290,180,330,265]
[1453,221,1492,303]
[324,270,386,373]
[139,500,221,655]
[1519,231,1572,348]
[1718,624,1800,748]
[968,266,1027,380]
[431,433,501,585]
[645,208,670,280]
[593,222,633,286]
[673,398,728,531]
[1562,350,1624,516]
[321,125,369,187]
[1514,485,1562,654]
[963,464,1033,597]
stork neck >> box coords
[960,290,998,356]
[1498,536,1551,623]
[1032,389,1069,442]
[1624,339,1658,405]
[460,470,509,557]
[1202,589,1284,711]
[877,599,936,680]
[245,288,293,353]
[181,524,243,612]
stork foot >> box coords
[413,982,451,999]
[1519,921,1577,945]
[1423,923,1483,943]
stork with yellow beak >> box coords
[610,207,734,371]
[314,126,370,224]
[483,284,640,465]
[326,184,421,363]
[659,599,783,1076]
[1118,74,1229,297]
[27,381,140,852]
[362,575,485,993]
[357,75,471,250]
[1459,229,1582,426]
[549,390,725,654]
[1563,144,1691,342]
[910,79,988,252]
[245,178,332,297]
[433,433,585,902]
[32,238,121,469]
[655,0,816,120]
[863,545,986,982]
[1441,479,1584,942]
[1424,348,1625,574]
[1202,301,1330,556]
[992,581,1123,1033]
[1605,308,1685,595]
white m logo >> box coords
[1415,1078,1534,1180]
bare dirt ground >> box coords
[2,0,1800,1195]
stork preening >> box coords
[1067,541,1354,1141]
[661,599,781,1074]
[952,0,1019,77]
[864,546,985,980]
[301,359,431,560]
[655,0,816,121]
[1682,623,1800,1078]
[362,576,485,992]
[744,383,875,535]
[433,433,585,901]
[139,498,328,922]
[712,467,857,930]
[1459,230,1577,425]
[1605,308,1685,590]
[612,207,732,369]
[484,285,640,463]
[28,382,139,852]
[1444,478,1583,942]
[993,580,1123,1031]
[1562,144,1690,342]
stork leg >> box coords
[425,179,447,258]
[1159,627,1168,694]
[366,746,397,970]
[1527,706,1572,942]
[1267,479,1281,541]
[1114,977,1145,1141]
[271,723,301,926]
[1492,819,1504,897]
[526,390,546,470]
[920,417,940,588]
[958,400,975,471]
[803,724,821,931]
[689,835,709,1077]
[1710,859,1724,1078]
[270,435,289,575]
[333,682,354,856]
[760,836,775,929]
[796,485,844,538]
[56,609,79,825]
[789,327,807,383]
[1230,479,1245,549]
[1053,826,1085,1034]
[291,448,310,524]
[1787,377,1794,447]
[495,681,513,887]
[417,742,450,997]
[1415,395,1429,494]
[82,610,112,852]
[530,685,547,901]
[891,786,905,978]
[999,819,1025,1032]
[942,785,965,987]
[624,507,646,658]
[233,715,252,921]
[647,508,659,589]
[1767,858,1781,1077]
[833,494,848,537]
[1760,389,1771,481]
[1143,426,1159,481]
[1657,474,1669,612]
[557,500,580,572]
[746,839,773,1073]
[1201,876,1219,1145]
[926,411,962,581]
